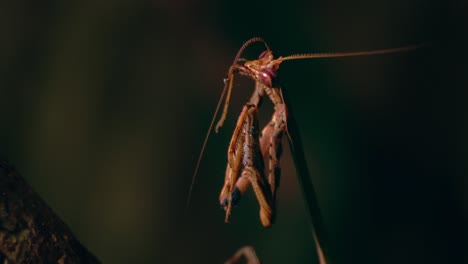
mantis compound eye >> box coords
[257,67,276,88]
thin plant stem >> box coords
[282,88,329,264]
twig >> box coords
[282,89,329,264]
[0,160,100,263]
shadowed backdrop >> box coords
[0,0,465,263]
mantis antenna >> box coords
[185,38,425,214]
[279,44,425,61]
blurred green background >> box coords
[0,0,465,263]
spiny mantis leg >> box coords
[219,106,249,222]
[259,102,287,222]
[224,246,261,264]
[219,105,273,227]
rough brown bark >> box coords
[0,161,100,263]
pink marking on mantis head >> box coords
[257,67,276,88]
[240,50,281,88]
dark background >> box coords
[0,0,465,263]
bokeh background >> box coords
[0,0,465,263]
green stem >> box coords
[282,88,329,264]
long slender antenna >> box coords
[280,44,425,61]
[185,82,228,214]
[232,37,270,65]
[185,37,271,213]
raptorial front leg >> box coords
[219,105,273,227]
[259,103,287,222]
[219,106,250,223]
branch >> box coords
[0,161,100,263]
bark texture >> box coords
[0,161,99,263]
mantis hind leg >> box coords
[224,245,260,264]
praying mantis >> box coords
[211,37,421,227]
[187,37,423,263]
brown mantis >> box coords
[187,37,422,263]
[211,37,422,228]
